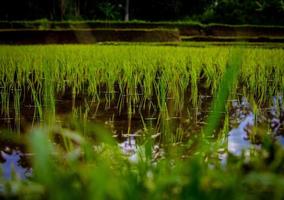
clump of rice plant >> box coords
[0,45,283,132]
[1,46,284,200]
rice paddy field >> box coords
[0,44,284,199]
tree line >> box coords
[1,0,283,25]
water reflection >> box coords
[270,95,284,134]
[228,112,255,155]
[119,135,139,163]
[118,134,164,163]
[0,150,32,180]
[227,95,284,156]
[0,93,283,178]
[276,135,284,146]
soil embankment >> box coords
[0,21,284,43]
[0,29,180,44]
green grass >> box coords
[1,47,284,199]
[2,121,284,199]
[88,41,284,48]
[0,45,283,123]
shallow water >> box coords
[226,96,284,158]
[0,149,32,180]
[0,93,283,180]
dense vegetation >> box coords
[0,45,283,119]
[1,1,284,198]
[0,45,284,199]
[1,0,284,25]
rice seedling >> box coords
[0,45,283,124]
[0,45,282,154]
[0,45,284,199]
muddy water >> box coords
[0,93,283,180]
[0,92,210,141]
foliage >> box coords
[0,45,283,122]
[2,125,284,199]
[0,0,284,24]
[1,47,284,199]
[0,45,284,199]
[98,2,122,21]
[200,0,284,25]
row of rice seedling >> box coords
[0,45,283,126]
[2,48,284,199]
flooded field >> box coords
[1,92,283,179]
[0,44,284,199]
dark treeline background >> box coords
[1,0,284,25]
